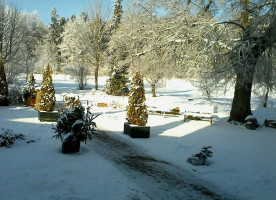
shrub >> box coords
[63,95,82,109]
[126,72,148,126]
[0,129,25,148]
[53,106,99,144]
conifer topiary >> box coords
[36,64,56,111]
[126,72,147,126]
[0,54,9,106]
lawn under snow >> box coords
[0,74,276,200]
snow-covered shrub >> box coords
[245,115,260,130]
[53,106,99,144]
[36,64,56,111]
[0,129,25,148]
[63,95,82,109]
[126,72,147,126]
[187,146,213,166]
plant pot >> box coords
[123,122,150,138]
[38,111,58,122]
[62,135,81,154]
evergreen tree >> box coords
[80,11,89,22]
[49,7,65,46]
[47,7,66,72]
[104,0,129,96]
[36,64,56,111]
[104,65,129,96]
[0,55,8,106]
[22,72,37,104]
[111,0,123,33]
[126,72,147,126]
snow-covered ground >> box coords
[0,75,275,200]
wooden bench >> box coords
[183,105,214,125]
[148,107,180,117]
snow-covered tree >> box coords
[104,0,130,96]
[86,3,109,90]
[104,65,129,95]
[19,11,46,80]
[39,7,66,73]
[126,72,147,126]
[111,0,123,32]
[253,50,276,107]
[36,64,56,111]
[202,0,276,122]
[142,0,276,123]
[0,2,25,64]
[22,72,37,105]
[59,16,90,90]
[0,2,26,83]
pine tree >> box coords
[47,7,66,72]
[126,72,147,126]
[104,65,129,96]
[22,73,37,105]
[104,0,129,95]
[111,0,123,33]
[0,54,9,106]
[36,64,56,111]
[49,7,65,46]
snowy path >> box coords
[90,130,237,200]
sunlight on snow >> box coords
[158,121,210,138]
[8,117,41,124]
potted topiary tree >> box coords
[36,64,57,121]
[124,72,150,138]
[22,73,38,107]
[53,106,99,154]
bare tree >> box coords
[82,2,110,90]
[0,1,26,82]
[211,0,276,122]
[59,17,90,90]
[153,0,276,122]
[253,49,276,107]
[19,12,46,80]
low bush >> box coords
[0,129,25,148]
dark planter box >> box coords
[62,135,81,154]
[124,122,150,138]
[38,111,58,122]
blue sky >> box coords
[5,0,121,25]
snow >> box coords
[0,75,276,200]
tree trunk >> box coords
[228,73,253,123]
[263,87,269,108]
[0,55,9,106]
[94,64,99,90]
[94,52,100,90]
[151,83,157,97]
